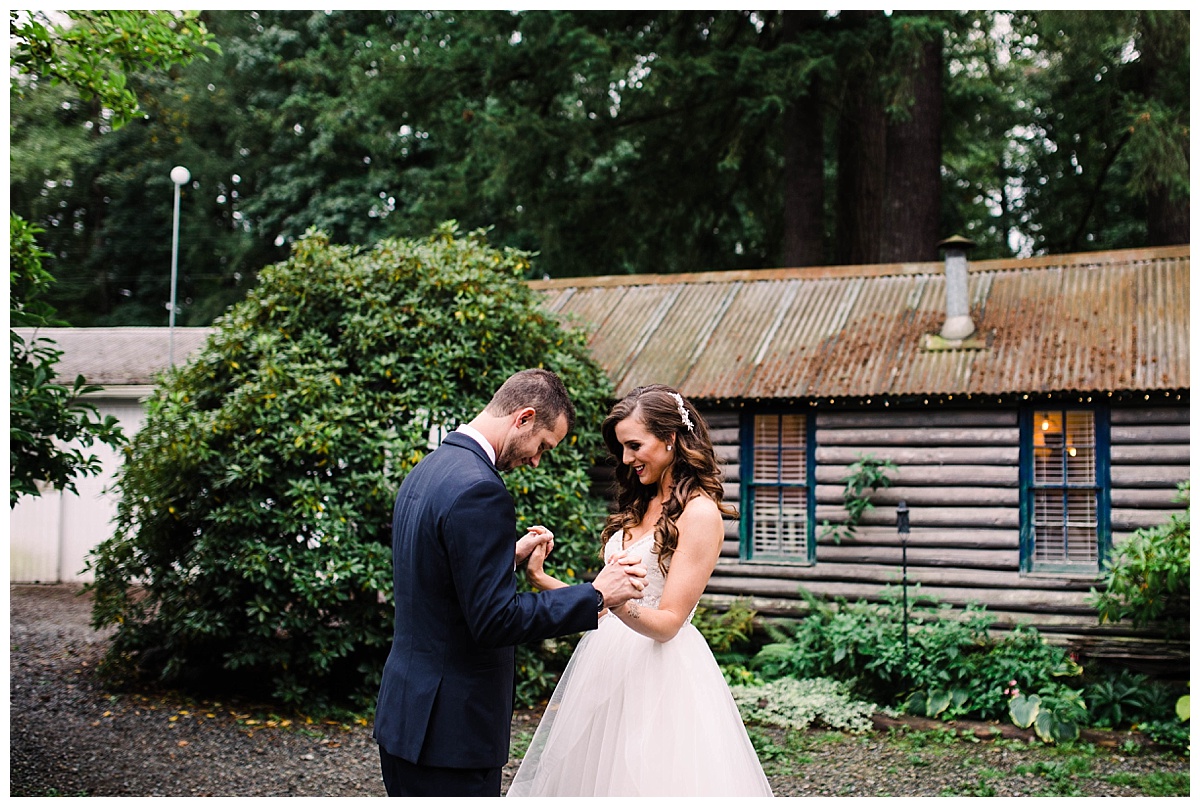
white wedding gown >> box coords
[507,531,773,797]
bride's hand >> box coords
[528,538,551,571]
[524,537,563,591]
[515,525,553,565]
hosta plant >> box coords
[1009,684,1089,744]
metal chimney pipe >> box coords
[937,235,976,340]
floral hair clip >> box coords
[669,392,695,433]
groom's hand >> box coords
[515,525,553,566]
[591,552,647,610]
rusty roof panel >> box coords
[680,280,794,400]
[531,246,1189,401]
[555,284,679,388]
[536,286,572,314]
[614,282,736,392]
[550,285,625,349]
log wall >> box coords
[699,403,1189,667]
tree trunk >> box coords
[834,95,886,265]
[1147,189,1189,246]
[834,11,887,266]
[1139,11,1190,246]
[780,10,827,268]
[880,19,944,263]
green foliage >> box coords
[693,598,759,654]
[1012,757,1091,796]
[84,224,613,709]
[9,10,219,130]
[13,11,1188,332]
[10,215,127,506]
[903,687,969,720]
[1089,677,1191,754]
[752,588,1084,724]
[1105,771,1190,797]
[821,454,897,543]
[942,11,1189,256]
[1084,668,1179,730]
[7,9,226,329]
[694,598,763,687]
[515,637,580,709]
[731,677,881,734]
[1138,718,1190,753]
[10,215,59,329]
[1089,482,1189,639]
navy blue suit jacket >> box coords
[373,431,598,769]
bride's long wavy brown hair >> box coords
[599,385,737,572]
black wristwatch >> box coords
[594,586,605,612]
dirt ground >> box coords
[8,583,1191,797]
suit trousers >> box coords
[379,746,502,797]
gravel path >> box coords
[9,584,1190,797]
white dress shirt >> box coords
[455,423,497,466]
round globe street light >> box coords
[168,166,190,366]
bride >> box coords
[508,385,773,797]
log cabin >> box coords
[530,243,1190,670]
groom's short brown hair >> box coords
[486,369,576,433]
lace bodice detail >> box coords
[604,530,697,621]
[604,530,665,609]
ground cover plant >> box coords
[85,223,613,711]
[750,588,1082,722]
[720,587,1189,753]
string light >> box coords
[695,389,1183,410]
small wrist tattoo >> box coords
[625,602,641,620]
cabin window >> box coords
[741,413,813,563]
[1021,408,1110,573]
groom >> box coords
[374,369,647,797]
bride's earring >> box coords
[667,444,673,451]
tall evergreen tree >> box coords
[780,10,828,268]
[880,12,945,262]
[9,10,1186,327]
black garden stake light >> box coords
[896,501,910,671]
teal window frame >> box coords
[1019,406,1112,574]
[739,411,816,564]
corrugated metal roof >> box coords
[16,246,1188,401]
[531,245,1190,401]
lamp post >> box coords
[168,165,190,366]
[896,500,910,672]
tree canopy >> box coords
[9,10,217,505]
[9,10,1188,328]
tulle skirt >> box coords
[507,614,773,797]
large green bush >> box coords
[86,223,613,710]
